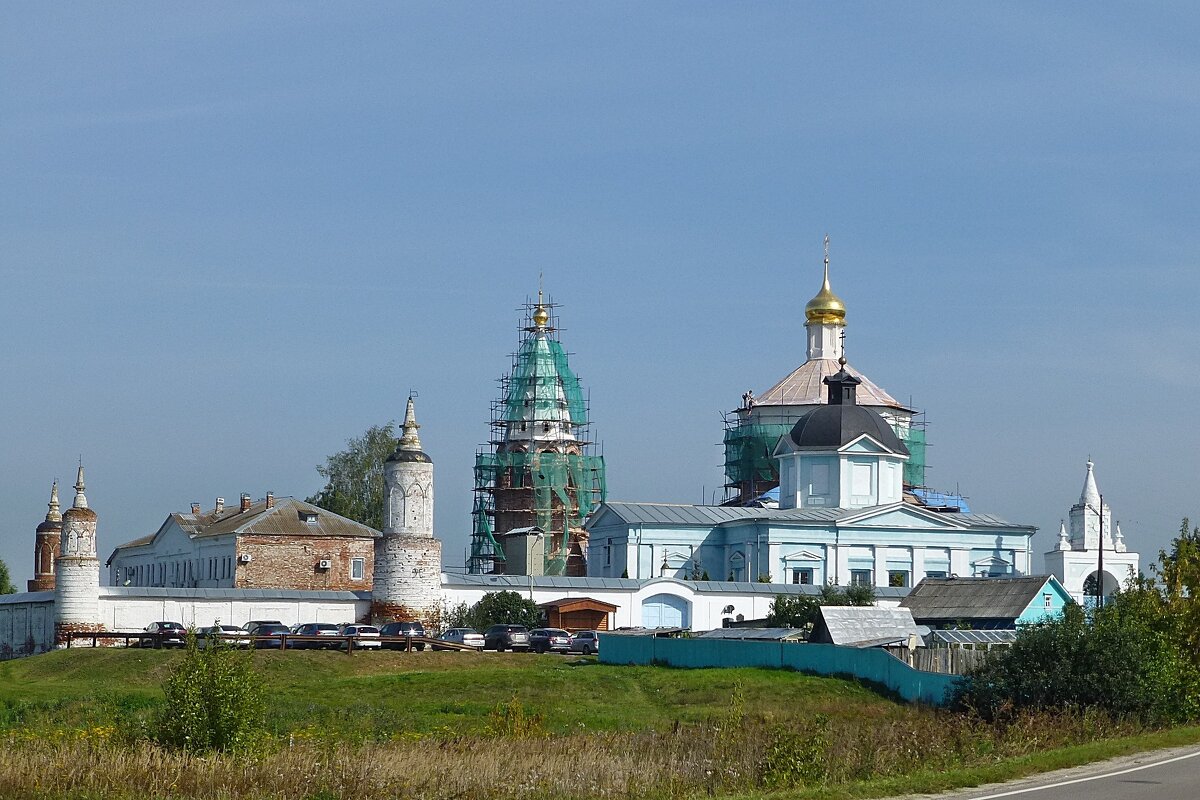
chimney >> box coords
[266,492,275,509]
[215,497,225,513]
[240,493,252,513]
[190,502,201,515]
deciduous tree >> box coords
[306,423,397,530]
[0,559,15,595]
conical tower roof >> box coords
[1078,460,1101,510]
[387,397,432,464]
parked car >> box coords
[339,623,382,650]
[439,627,485,650]
[196,624,252,649]
[141,621,186,649]
[483,624,530,652]
[528,628,571,654]
[568,630,600,655]
[379,620,427,651]
[244,620,285,636]
[290,622,342,649]
[250,623,290,649]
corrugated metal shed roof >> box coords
[811,606,920,646]
[0,590,54,605]
[900,576,1052,621]
[695,627,807,641]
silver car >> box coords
[568,630,600,655]
[439,627,485,649]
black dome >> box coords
[787,404,909,454]
[386,449,432,464]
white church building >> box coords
[1044,460,1139,603]
[586,258,1037,591]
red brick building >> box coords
[106,494,379,592]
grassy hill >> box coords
[0,648,898,739]
[2,648,1197,800]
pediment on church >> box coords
[839,435,889,455]
[838,504,968,531]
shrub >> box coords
[760,714,829,789]
[155,634,265,753]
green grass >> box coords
[0,648,902,739]
[2,649,1200,799]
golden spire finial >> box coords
[532,276,550,328]
[805,234,847,325]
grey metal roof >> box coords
[101,586,371,601]
[932,629,1018,645]
[0,590,54,605]
[812,606,920,646]
[695,627,807,641]
[901,576,1054,621]
[111,497,381,555]
[592,501,1024,530]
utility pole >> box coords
[1096,494,1105,609]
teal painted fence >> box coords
[599,635,960,706]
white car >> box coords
[196,624,252,649]
[439,628,485,649]
[339,623,382,650]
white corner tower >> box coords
[54,465,103,643]
[1045,460,1140,604]
[372,397,442,626]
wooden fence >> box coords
[882,645,995,675]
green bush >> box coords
[760,714,829,789]
[155,634,265,753]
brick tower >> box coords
[28,481,61,592]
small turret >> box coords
[55,463,102,644]
[374,397,441,627]
[28,481,62,592]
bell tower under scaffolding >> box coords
[468,292,606,576]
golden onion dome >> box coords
[532,304,550,327]
[804,261,846,325]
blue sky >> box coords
[2,4,1199,583]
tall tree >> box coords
[306,423,397,531]
[0,559,14,594]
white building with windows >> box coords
[586,365,1036,589]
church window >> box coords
[351,558,365,581]
[791,568,813,585]
[850,569,872,587]
[810,464,829,495]
[925,570,947,579]
[888,570,909,588]
[851,463,872,496]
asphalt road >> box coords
[913,745,1200,800]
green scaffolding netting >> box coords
[502,337,588,427]
[471,450,606,573]
[722,423,791,486]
